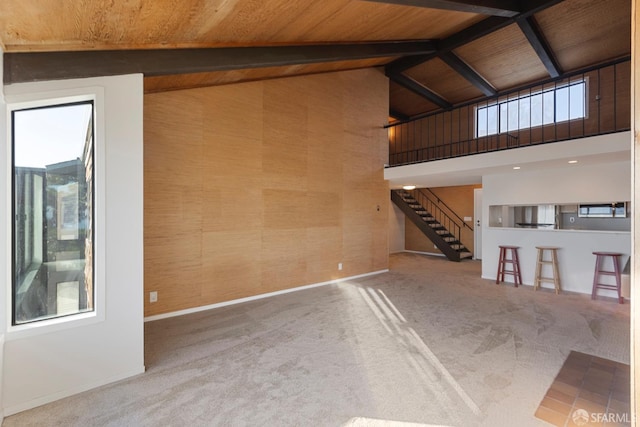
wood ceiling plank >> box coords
[1,0,631,115]
[534,0,631,72]
[390,81,439,117]
[0,0,483,52]
[209,1,484,44]
[454,24,549,91]
[387,73,452,109]
[439,51,496,96]
[404,58,484,104]
[386,0,565,73]
[386,15,511,74]
[362,0,520,17]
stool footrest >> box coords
[596,271,617,276]
[594,284,618,290]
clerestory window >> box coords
[476,80,587,137]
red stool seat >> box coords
[496,245,522,287]
[592,252,623,304]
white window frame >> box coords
[475,79,589,138]
[5,87,106,339]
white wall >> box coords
[482,154,631,296]
[1,74,144,415]
[0,45,6,423]
[389,202,405,253]
[385,131,630,188]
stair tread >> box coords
[393,189,473,262]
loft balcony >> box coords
[387,58,630,168]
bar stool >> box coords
[534,246,561,294]
[496,245,522,287]
[592,252,623,304]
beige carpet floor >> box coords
[3,253,630,427]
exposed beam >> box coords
[387,72,452,109]
[396,56,630,124]
[386,0,565,74]
[4,41,436,85]
[517,16,561,78]
[384,0,565,110]
[362,0,520,17]
[438,15,512,53]
[389,109,411,121]
[439,51,496,96]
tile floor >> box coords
[535,351,631,427]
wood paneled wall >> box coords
[144,68,389,316]
[405,184,480,256]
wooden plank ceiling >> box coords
[0,0,631,120]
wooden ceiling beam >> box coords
[385,0,564,109]
[439,51,496,96]
[386,0,566,74]
[3,41,436,85]
[516,16,561,78]
[387,72,452,109]
[362,0,520,17]
[389,108,411,121]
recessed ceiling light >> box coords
[568,160,578,164]
[513,166,521,170]
[402,185,416,190]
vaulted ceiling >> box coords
[0,0,631,121]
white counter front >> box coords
[481,227,630,298]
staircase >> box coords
[391,189,473,262]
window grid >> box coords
[476,80,587,138]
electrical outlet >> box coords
[150,291,158,303]
[338,263,343,271]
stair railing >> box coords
[419,188,473,233]
[408,189,463,247]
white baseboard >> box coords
[482,273,528,286]
[403,250,446,258]
[3,366,145,417]
[145,269,389,323]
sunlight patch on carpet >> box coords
[357,286,481,416]
[343,417,453,427]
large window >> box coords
[477,80,587,137]
[12,101,94,325]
